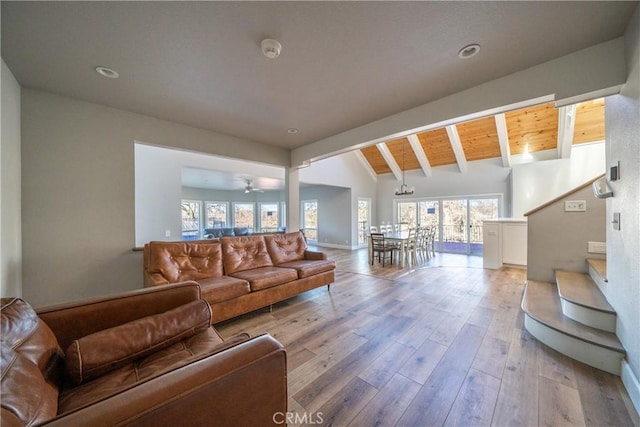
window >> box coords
[181,200,201,240]
[205,201,228,229]
[260,202,279,233]
[301,200,318,242]
[233,203,255,231]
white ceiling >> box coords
[2,1,636,154]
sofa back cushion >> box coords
[221,235,273,274]
[65,299,212,385]
[264,232,307,264]
[145,241,224,284]
[1,343,59,427]
[1,298,63,426]
[0,298,64,385]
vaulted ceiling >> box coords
[360,98,605,177]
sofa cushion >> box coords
[0,298,64,385]
[65,299,212,385]
[146,241,224,283]
[276,259,336,279]
[221,236,273,274]
[1,343,59,427]
[264,232,307,264]
[198,276,251,304]
[58,330,248,415]
[230,267,298,292]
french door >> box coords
[442,198,499,254]
[398,196,499,255]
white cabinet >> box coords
[483,219,527,269]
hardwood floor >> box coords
[216,247,640,426]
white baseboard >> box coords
[621,360,640,416]
[312,242,355,250]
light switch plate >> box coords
[613,212,621,230]
[565,200,586,212]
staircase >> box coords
[521,259,625,375]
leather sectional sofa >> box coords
[0,282,287,426]
[143,231,335,323]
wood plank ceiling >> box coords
[360,99,605,176]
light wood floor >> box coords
[217,247,640,426]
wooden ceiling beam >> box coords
[445,125,468,173]
[407,134,432,177]
[558,104,577,158]
[494,113,511,167]
[376,142,403,181]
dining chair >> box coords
[370,233,394,266]
[369,225,378,233]
[405,228,418,265]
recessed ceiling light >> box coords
[458,44,481,59]
[287,128,299,134]
[95,66,119,79]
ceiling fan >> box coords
[243,179,264,193]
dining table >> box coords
[368,230,412,267]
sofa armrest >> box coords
[37,282,203,351]
[43,334,287,427]
[304,250,327,260]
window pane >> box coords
[234,203,254,230]
[181,200,200,240]
[358,199,369,245]
[205,202,227,229]
[260,203,279,233]
[302,201,318,242]
[398,202,417,230]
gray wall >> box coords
[1,59,22,298]
[606,5,640,408]
[300,152,377,247]
[21,89,288,307]
[526,184,606,282]
[300,185,352,248]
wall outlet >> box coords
[565,200,586,212]
[165,229,171,237]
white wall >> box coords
[21,89,288,307]
[511,143,606,217]
[376,158,511,224]
[1,59,22,298]
[605,5,640,412]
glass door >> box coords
[357,198,370,245]
[468,198,499,256]
[302,200,318,243]
[442,199,468,253]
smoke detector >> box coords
[261,39,282,59]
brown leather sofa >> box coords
[143,231,336,323]
[1,282,287,427]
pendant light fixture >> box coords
[395,141,415,196]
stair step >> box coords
[556,270,616,332]
[587,258,607,283]
[522,280,625,375]
[556,270,614,313]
